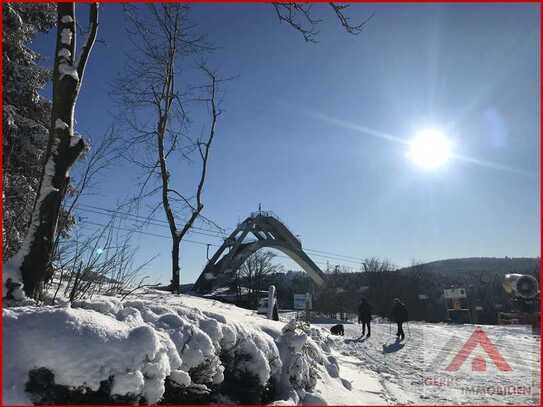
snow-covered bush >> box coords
[273,319,345,404]
[25,367,141,405]
[4,290,347,404]
[219,329,282,403]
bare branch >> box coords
[175,65,220,242]
[167,189,196,212]
[272,2,373,42]
[272,3,320,43]
[329,3,374,35]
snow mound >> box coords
[3,290,354,404]
[2,261,32,304]
[4,306,177,404]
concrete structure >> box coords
[193,211,326,293]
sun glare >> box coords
[407,128,452,169]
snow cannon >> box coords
[502,273,539,332]
[503,274,539,299]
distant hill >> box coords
[398,257,539,276]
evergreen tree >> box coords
[3,3,56,257]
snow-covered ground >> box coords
[4,290,382,405]
[4,290,540,405]
[315,321,540,405]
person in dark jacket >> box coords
[358,297,372,337]
[390,298,408,340]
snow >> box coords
[111,370,145,397]
[58,62,79,82]
[4,306,176,404]
[5,290,364,404]
[57,48,71,59]
[317,321,540,405]
[309,355,387,405]
[73,296,123,315]
[5,157,59,302]
[60,15,74,24]
[43,157,56,177]
[1,262,26,302]
[4,289,539,405]
[69,134,82,147]
[169,369,191,387]
[54,118,68,130]
[60,28,72,45]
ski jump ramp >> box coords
[193,211,326,294]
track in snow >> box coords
[316,321,540,405]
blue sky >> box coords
[33,3,540,284]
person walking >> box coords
[358,297,372,337]
[390,298,408,340]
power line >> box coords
[78,204,228,235]
[82,221,358,270]
[305,247,364,262]
[78,206,226,240]
[77,204,227,239]
[274,253,355,270]
[84,220,222,247]
[83,208,359,265]
[76,203,365,267]
[305,252,362,266]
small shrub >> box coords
[25,368,140,404]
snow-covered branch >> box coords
[76,3,99,83]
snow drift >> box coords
[3,289,349,405]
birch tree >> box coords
[6,3,99,299]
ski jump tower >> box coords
[193,211,326,294]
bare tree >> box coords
[238,251,283,306]
[7,3,99,299]
[113,3,371,295]
[272,3,373,42]
[361,257,395,273]
[49,213,157,305]
[45,127,126,304]
[114,5,223,294]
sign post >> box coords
[293,293,312,322]
[267,285,276,320]
[305,292,312,323]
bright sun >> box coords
[407,128,452,169]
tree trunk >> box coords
[171,237,181,293]
[10,3,98,298]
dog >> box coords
[330,324,344,336]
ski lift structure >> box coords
[193,211,326,294]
